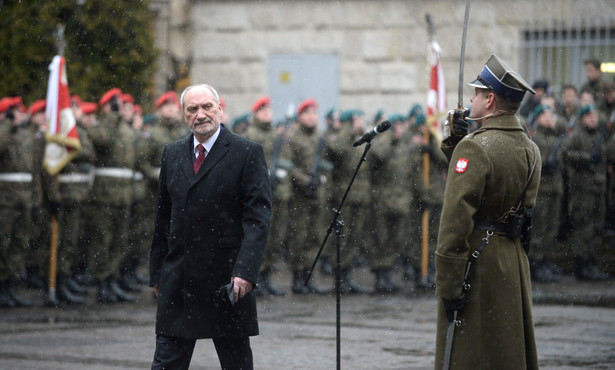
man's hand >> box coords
[152,285,159,298]
[231,276,253,303]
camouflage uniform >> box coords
[244,118,292,294]
[529,121,565,281]
[0,119,41,306]
[411,129,447,289]
[561,107,609,280]
[132,115,187,286]
[367,121,419,292]
[324,122,371,292]
[87,112,137,300]
[285,123,328,293]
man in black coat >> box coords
[149,84,272,369]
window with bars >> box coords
[520,17,615,93]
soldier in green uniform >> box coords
[324,109,371,294]
[528,104,566,282]
[0,97,40,307]
[129,91,187,293]
[435,55,540,369]
[367,113,417,293]
[409,110,447,290]
[561,104,610,281]
[244,96,292,296]
[87,88,138,303]
[285,98,329,294]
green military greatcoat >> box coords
[435,114,540,369]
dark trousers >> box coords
[152,335,253,370]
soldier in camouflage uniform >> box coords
[561,104,610,281]
[129,91,187,293]
[409,110,447,290]
[367,113,418,293]
[0,97,40,307]
[324,109,371,294]
[529,104,566,282]
[285,98,330,294]
[244,96,293,296]
[87,88,138,303]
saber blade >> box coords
[458,0,471,109]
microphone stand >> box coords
[305,141,373,370]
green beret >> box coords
[339,109,363,123]
[414,113,426,126]
[388,113,407,124]
[578,104,597,119]
[408,104,424,120]
[532,104,552,119]
[325,107,338,120]
[373,109,386,125]
[143,113,157,125]
[231,112,251,129]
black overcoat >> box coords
[149,126,272,339]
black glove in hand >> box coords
[442,294,467,322]
[303,177,320,199]
[451,111,469,137]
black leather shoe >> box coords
[119,273,143,293]
[576,257,610,281]
[109,279,136,302]
[0,281,17,308]
[7,281,32,307]
[339,270,369,294]
[258,270,286,296]
[57,279,86,305]
[292,271,329,295]
[97,280,118,304]
[74,271,96,286]
[65,276,90,295]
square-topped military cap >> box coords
[468,54,536,102]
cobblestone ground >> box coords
[0,267,613,369]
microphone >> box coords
[353,120,392,147]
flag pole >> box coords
[47,24,66,306]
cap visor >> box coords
[468,78,490,89]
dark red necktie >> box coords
[193,144,206,174]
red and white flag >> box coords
[426,40,446,142]
[43,55,81,175]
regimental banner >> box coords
[43,55,81,175]
[426,40,446,143]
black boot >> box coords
[74,269,96,287]
[6,280,32,307]
[65,276,90,296]
[258,268,286,296]
[119,271,143,293]
[109,278,136,302]
[414,269,436,291]
[97,279,118,304]
[0,281,17,308]
[576,257,610,281]
[339,268,369,294]
[531,258,562,283]
[292,270,329,294]
[57,276,86,305]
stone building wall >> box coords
[161,0,615,120]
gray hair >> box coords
[180,84,220,110]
